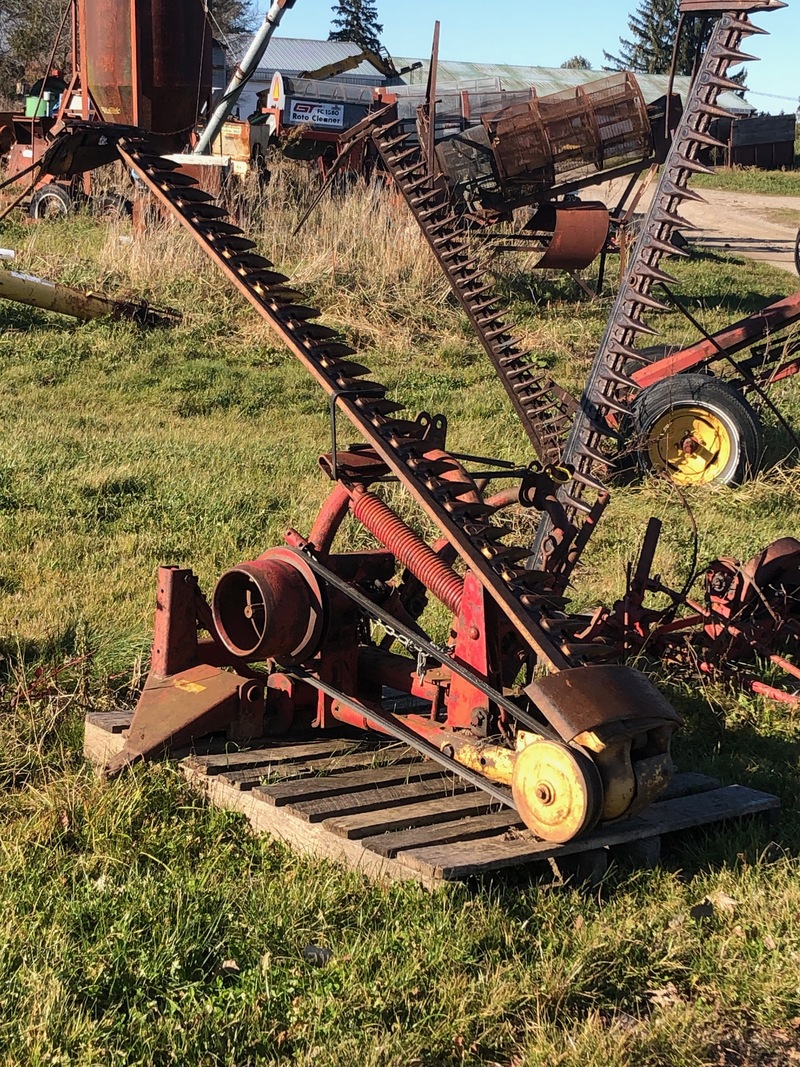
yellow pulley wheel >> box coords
[646,405,731,485]
[512,740,604,844]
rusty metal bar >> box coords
[118,139,576,673]
[0,264,176,324]
[632,289,800,389]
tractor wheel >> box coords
[91,193,133,219]
[633,373,761,487]
[28,183,73,220]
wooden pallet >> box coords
[84,711,781,888]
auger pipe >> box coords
[192,0,297,157]
[0,265,166,324]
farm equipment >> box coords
[0,0,223,216]
[0,260,176,325]
[86,134,681,845]
[318,0,797,489]
[576,518,800,705]
[26,0,789,849]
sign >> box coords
[268,71,285,111]
[286,100,345,130]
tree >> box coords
[0,0,72,101]
[604,0,710,75]
[328,0,384,54]
[206,0,258,37]
[561,56,592,70]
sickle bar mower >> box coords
[98,139,686,846]
[80,6,792,848]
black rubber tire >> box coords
[91,193,133,219]
[28,183,73,220]
[794,227,800,277]
[633,372,762,486]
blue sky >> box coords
[259,0,798,113]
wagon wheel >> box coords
[633,373,762,487]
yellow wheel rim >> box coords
[646,405,733,485]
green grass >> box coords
[1,176,800,1065]
[693,167,800,197]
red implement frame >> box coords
[632,289,800,390]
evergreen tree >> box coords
[561,56,592,70]
[328,0,384,54]
[207,0,258,37]
[604,0,710,75]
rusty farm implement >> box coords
[69,113,778,856]
[35,2,782,866]
[320,0,798,490]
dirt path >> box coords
[678,188,800,275]
[598,180,800,276]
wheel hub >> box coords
[511,739,604,843]
[648,405,732,485]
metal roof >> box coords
[225,34,386,84]
[389,58,754,114]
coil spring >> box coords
[350,489,464,616]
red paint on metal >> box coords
[349,487,464,616]
[79,0,212,143]
[447,572,498,731]
[527,202,610,272]
[150,566,200,676]
[212,548,325,662]
[632,289,800,389]
[309,484,351,557]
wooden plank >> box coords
[399,785,780,880]
[224,753,424,791]
[181,761,435,887]
[285,778,470,824]
[361,810,524,858]
[251,760,440,802]
[84,718,128,767]
[660,772,720,800]
[85,711,133,733]
[324,792,493,840]
[185,741,371,775]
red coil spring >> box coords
[350,489,464,616]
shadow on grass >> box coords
[760,419,800,471]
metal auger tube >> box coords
[192,0,296,157]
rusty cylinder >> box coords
[349,489,463,616]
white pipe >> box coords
[192,0,296,156]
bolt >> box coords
[534,782,555,806]
[468,626,480,640]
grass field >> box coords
[693,167,800,197]
[1,172,800,1066]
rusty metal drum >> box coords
[79,0,211,144]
